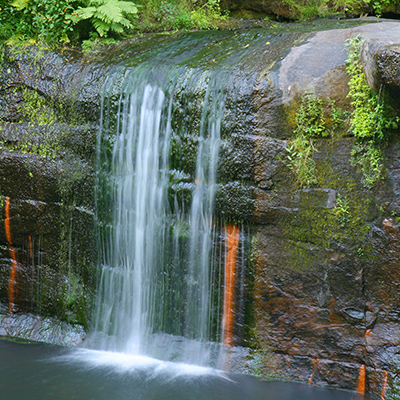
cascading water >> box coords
[93,60,227,366]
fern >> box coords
[73,0,138,37]
[116,1,138,13]
[97,2,124,23]
[76,6,97,19]
[10,0,30,10]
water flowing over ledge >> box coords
[91,34,243,367]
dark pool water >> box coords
[0,338,367,400]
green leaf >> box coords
[93,17,111,36]
[110,21,125,33]
[11,0,29,10]
[116,16,132,28]
[75,6,97,20]
[97,1,124,23]
[116,1,138,14]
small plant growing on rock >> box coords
[286,135,317,187]
[286,94,346,187]
[334,194,351,227]
[346,35,399,188]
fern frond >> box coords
[97,1,124,23]
[116,16,133,28]
[75,6,97,20]
[110,21,125,33]
[93,17,111,36]
[115,1,138,14]
[94,10,112,24]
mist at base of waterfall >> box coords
[84,331,228,368]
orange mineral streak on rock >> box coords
[381,370,388,400]
[357,364,366,395]
[222,224,239,347]
[5,197,18,314]
[308,357,320,384]
[29,235,33,260]
[383,218,397,237]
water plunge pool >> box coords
[0,338,367,400]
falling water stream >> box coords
[91,56,228,366]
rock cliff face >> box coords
[251,22,400,398]
[1,20,400,398]
[0,46,109,334]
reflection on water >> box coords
[0,339,367,400]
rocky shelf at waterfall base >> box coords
[1,19,400,399]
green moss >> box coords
[60,272,92,327]
[279,140,374,271]
[17,88,55,125]
[285,93,348,188]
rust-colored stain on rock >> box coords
[222,224,239,347]
[381,370,388,400]
[5,197,18,314]
[357,364,366,395]
[308,357,319,384]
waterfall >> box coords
[92,63,226,366]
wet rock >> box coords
[251,21,400,399]
[279,29,350,104]
[0,304,86,346]
[0,46,98,330]
[356,22,400,105]
[375,44,400,101]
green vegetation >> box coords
[280,0,398,20]
[279,165,373,271]
[281,35,400,269]
[286,36,399,189]
[286,94,346,187]
[0,0,77,43]
[0,0,228,45]
[18,87,56,125]
[388,380,400,400]
[334,194,351,227]
[70,0,139,37]
[0,0,397,46]
[138,0,227,31]
[346,35,399,188]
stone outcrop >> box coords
[250,21,400,399]
[0,46,110,329]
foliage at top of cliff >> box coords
[0,0,398,47]
[0,0,228,45]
